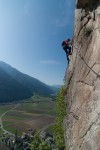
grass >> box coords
[0,129,4,135]
[3,121,14,127]
[14,101,56,115]
[47,109,56,116]
[5,110,35,119]
[31,95,53,102]
[45,125,54,135]
[4,125,20,135]
[3,114,27,120]
[0,104,15,116]
[3,121,32,136]
[2,120,20,135]
[0,129,4,142]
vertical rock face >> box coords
[64,0,100,150]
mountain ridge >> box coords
[0,61,54,103]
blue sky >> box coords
[0,0,75,85]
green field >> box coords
[0,97,56,136]
[0,104,16,116]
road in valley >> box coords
[0,104,20,135]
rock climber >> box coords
[62,39,72,64]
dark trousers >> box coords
[63,45,71,63]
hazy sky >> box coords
[0,0,75,85]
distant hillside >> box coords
[0,61,54,103]
[50,85,62,92]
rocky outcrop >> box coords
[64,0,100,150]
[76,0,99,9]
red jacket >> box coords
[62,40,68,46]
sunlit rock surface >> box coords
[64,0,100,149]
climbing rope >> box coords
[65,13,100,91]
[71,35,100,79]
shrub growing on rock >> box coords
[84,26,93,36]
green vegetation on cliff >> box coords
[53,86,66,149]
[31,131,51,150]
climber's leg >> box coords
[67,46,72,55]
[66,52,70,64]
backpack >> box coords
[62,40,68,46]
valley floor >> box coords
[0,97,56,137]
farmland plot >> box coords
[1,100,56,135]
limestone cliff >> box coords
[64,0,100,149]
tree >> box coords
[38,140,51,150]
[31,130,40,150]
